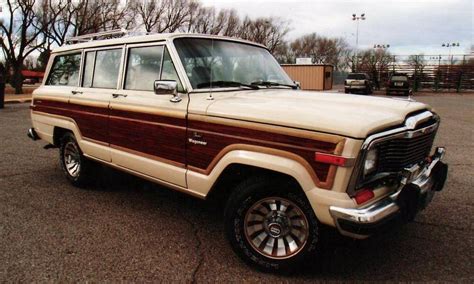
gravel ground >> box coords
[0,94,473,282]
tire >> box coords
[386,90,390,96]
[344,89,350,94]
[59,132,96,187]
[224,176,320,272]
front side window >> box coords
[161,48,184,92]
[92,48,122,89]
[124,45,184,92]
[174,38,293,89]
[125,46,163,91]
[47,53,81,86]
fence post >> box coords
[456,70,462,93]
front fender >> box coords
[186,147,319,196]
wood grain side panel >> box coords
[108,111,187,165]
[33,99,109,143]
[187,119,344,188]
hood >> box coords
[197,90,430,138]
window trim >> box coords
[45,51,82,87]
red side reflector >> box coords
[314,153,348,166]
[354,189,375,205]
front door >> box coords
[108,43,188,187]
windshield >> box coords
[174,38,294,89]
[347,73,366,80]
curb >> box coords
[4,99,32,104]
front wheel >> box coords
[224,176,320,272]
[59,132,96,187]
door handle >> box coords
[112,93,127,98]
[71,90,83,95]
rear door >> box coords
[71,46,125,162]
[108,42,188,187]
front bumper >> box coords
[329,147,448,239]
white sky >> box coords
[201,0,473,56]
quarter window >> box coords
[46,53,81,86]
[91,48,122,89]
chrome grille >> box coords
[376,130,436,172]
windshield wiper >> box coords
[251,81,298,89]
[196,80,259,90]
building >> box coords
[281,64,333,91]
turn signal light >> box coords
[354,189,375,205]
[314,153,348,166]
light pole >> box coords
[352,13,366,71]
[373,44,390,50]
[372,44,390,89]
[442,42,460,65]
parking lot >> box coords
[0,93,473,282]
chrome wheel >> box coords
[63,141,81,177]
[244,197,309,259]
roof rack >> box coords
[65,28,128,44]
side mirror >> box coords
[154,80,181,102]
[294,81,301,90]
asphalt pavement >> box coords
[0,94,473,282]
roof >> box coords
[53,33,267,53]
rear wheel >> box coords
[224,176,320,272]
[59,132,96,187]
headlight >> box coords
[363,149,378,176]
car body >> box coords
[344,73,373,94]
[387,73,410,96]
[28,33,448,272]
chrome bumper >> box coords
[329,147,448,239]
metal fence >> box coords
[356,54,474,92]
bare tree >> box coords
[238,16,289,52]
[357,48,393,89]
[130,0,193,33]
[290,33,351,70]
[0,0,48,94]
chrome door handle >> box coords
[71,90,83,95]
[112,93,127,98]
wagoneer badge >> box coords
[188,138,208,146]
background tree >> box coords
[357,48,393,89]
[290,33,351,69]
[0,0,48,94]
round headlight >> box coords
[363,149,378,176]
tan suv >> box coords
[28,33,448,272]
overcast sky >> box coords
[201,0,473,56]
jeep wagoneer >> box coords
[28,33,448,272]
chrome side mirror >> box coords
[153,80,181,102]
[294,81,301,90]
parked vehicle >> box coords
[28,33,448,272]
[387,73,410,96]
[344,73,373,94]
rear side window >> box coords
[125,46,164,91]
[47,53,81,86]
[82,48,122,89]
